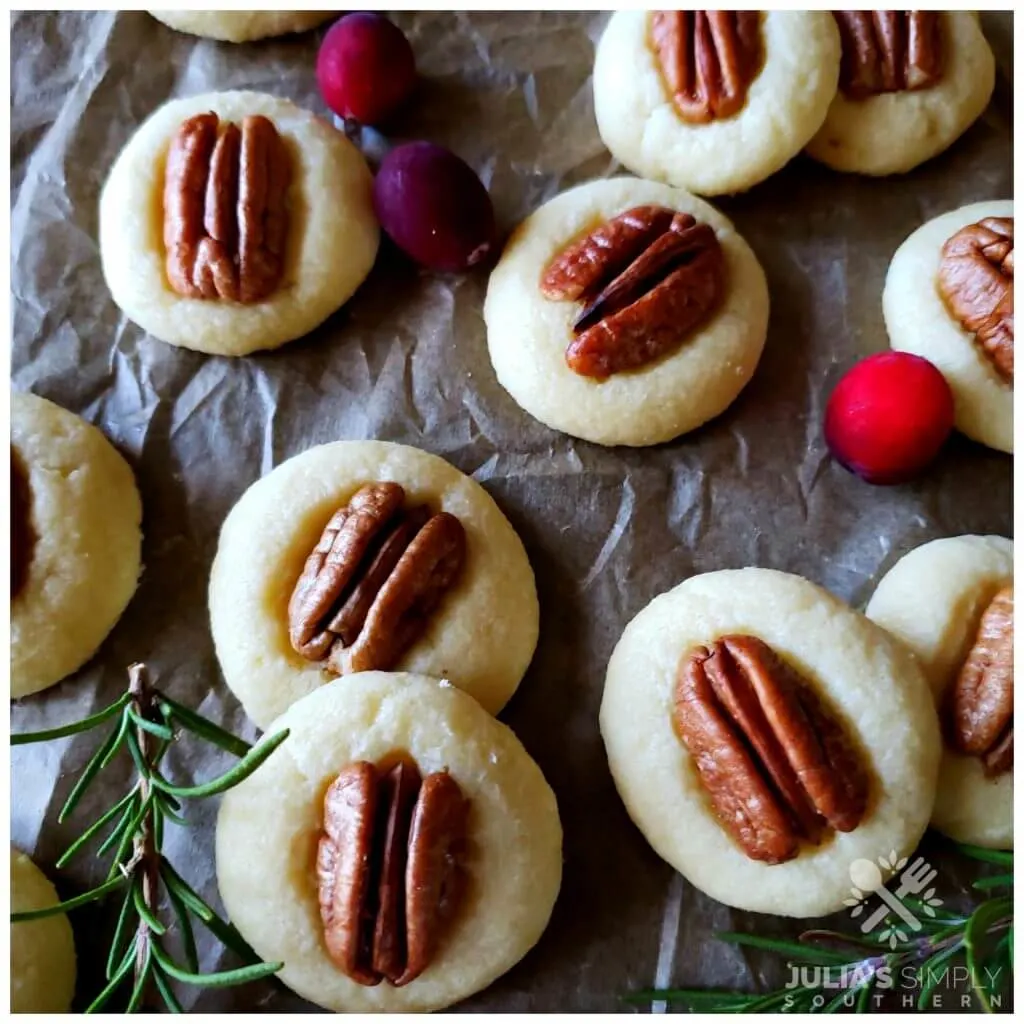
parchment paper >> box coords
[10,10,1013,1013]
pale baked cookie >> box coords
[600,568,941,918]
[866,535,1013,849]
[216,672,562,1012]
[11,848,77,1013]
[484,177,769,447]
[807,12,995,175]
[883,200,1013,454]
[149,11,335,42]
[209,441,539,729]
[11,393,143,699]
[100,90,378,356]
[593,12,840,196]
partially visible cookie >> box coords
[593,12,840,195]
[100,90,378,356]
[209,441,539,729]
[148,11,335,43]
[216,672,563,1012]
[866,535,1013,849]
[11,393,142,699]
[806,12,995,175]
[11,848,77,1013]
[484,177,769,447]
[600,568,940,917]
[883,200,1013,453]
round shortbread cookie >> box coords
[883,200,1013,454]
[216,672,563,1012]
[593,12,841,196]
[600,568,941,918]
[99,90,378,356]
[149,11,335,42]
[483,177,769,447]
[11,393,143,699]
[866,535,1013,849]
[209,441,539,729]
[11,848,77,1013]
[806,13,995,175]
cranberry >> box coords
[316,13,416,126]
[824,352,955,485]
[373,142,496,273]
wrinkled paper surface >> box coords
[10,10,1013,1012]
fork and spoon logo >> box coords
[845,851,944,947]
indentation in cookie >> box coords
[11,446,35,600]
[163,112,292,303]
[673,634,870,864]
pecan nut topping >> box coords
[946,586,1013,777]
[649,12,764,124]
[288,483,466,676]
[11,447,34,600]
[163,112,291,304]
[833,12,944,99]
[673,635,869,864]
[540,205,726,380]
[317,758,469,986]
[938,217,1014,384]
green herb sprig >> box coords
[12,663,289,1013]
[626,843,1012,1014]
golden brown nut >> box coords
[649,11,764,124]
[673,635,869,864]
[540,205,725,379]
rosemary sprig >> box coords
[627,842,1013,1013]
[12,663,289,1013]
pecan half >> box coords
[540,205,725,380]
[946,586,1013,777]
[650,12,764,124]
[673,635,869,864]
[833,12,944,99]
[317,758,469,986]
[938,217,1014,384]
[288,483,466,675]
[163,112,291,304]
[10,447,34,600]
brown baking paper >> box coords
[10,10,1013,1013]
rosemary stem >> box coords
[128,664,161,1011]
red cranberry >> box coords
[824,352,955,485]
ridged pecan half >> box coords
[10,447,34,600]
[317,758,469,986]
[163,112,291,303]
[288,483,466,675]
[540,205,725,379]
[938,217,1014,384]
[649,12,764,124]
[833,12,944,99]
[946,586,1013,777]
[673,635,869,864]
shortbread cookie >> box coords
[149,11,335,42]
[100,90,378,356]
[11,393,142,699]
[11,848,77,1013]
[484,177,769,447]
[209,441,539,729]
[593,12,840,195]
[866,535,1013,849]
[216,672,562,1012]
[883,201,1013,453]
[600,568,940,917]
[807,12,995,175]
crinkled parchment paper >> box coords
[10,10,1013,1012]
